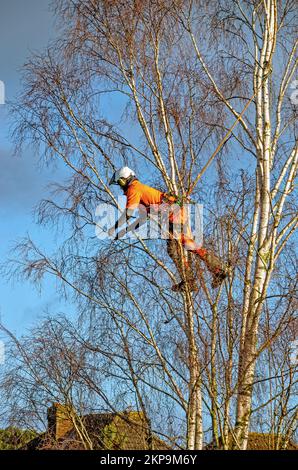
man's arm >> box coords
[108,187,142,238]
[108,208,134,237]
[115,212,148,239]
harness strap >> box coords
[162,193,195,207]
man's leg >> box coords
[166,205,227,290]
[181,234,227,289]
[166,236,198,292]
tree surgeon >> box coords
[108,167,227,291]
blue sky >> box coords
[0,0,255,340]
[0,0,157,341]
[0,0,72,336]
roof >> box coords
[205,432,298,450]
[247,433,297,450]
[21,409,170,450]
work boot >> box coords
[211,269,227,289]
[171,279,199,292]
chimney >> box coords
[47,403,74,440]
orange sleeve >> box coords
[126,187,142,210]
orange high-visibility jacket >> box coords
[124,180,203,254]
[124,180,164,210]
[124,180,190,229]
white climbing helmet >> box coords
[109,166,136,186]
